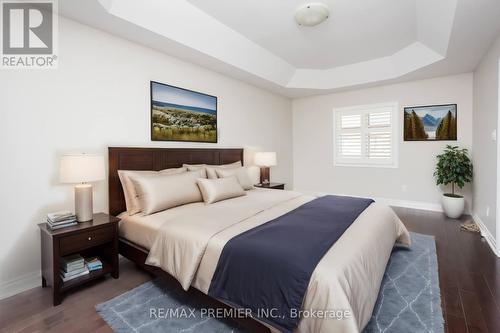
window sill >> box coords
[333,163,399,169]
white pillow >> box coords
[215,167,254,190]
[118,167,187,215]
[130,170,205,215]
[184,161,242,179]
[197,177,246,204]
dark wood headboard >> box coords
[108,147,244,216]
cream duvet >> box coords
[142,189,410,333]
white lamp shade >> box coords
[60,154,105,183]
[254,152,277,167]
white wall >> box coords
[293,73,473,210]
[0,17,293,298]
[473,35,500,254]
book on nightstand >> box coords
[60,254,89,281]
[47,211,76,223]
[47,220,77,230]
[85,257,103,271]
[46,211,77,230]
[60,268,90,282]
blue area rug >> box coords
[96,232,443,333]
[363,232,444,333]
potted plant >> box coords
[434,145,473,218]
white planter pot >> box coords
[442,194,465,218]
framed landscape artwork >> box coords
[404,104,457,141]
[151,81,217,143]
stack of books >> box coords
[60,254,89,282]
[47,211,77,230]
[85,257,103,272]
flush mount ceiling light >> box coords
[294,3,330,27]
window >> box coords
[334,102,398,167]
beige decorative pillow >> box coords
[118,167,187,215]
[184,161,241,179]
[215,167,254,190]
[130,170,204,215]
[183,163,205,170]
[197,177,246,204]
[159,167,188,175]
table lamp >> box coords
[60,154,105,222]
[254,152,277,185]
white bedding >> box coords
[120,188,410,333]
[119,201,206,249]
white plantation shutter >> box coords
[334,103,398,167]
[367,132,391,158]
[368,111,391,127]
[341,114,361,129]
[339,133,362,157]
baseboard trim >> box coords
[0,270,41,300]
[473,214,500,257]
[375,197,444,212]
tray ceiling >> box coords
[59,0,500,97]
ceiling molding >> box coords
[58,0,500,97]
[288,42,443,89]
[95,0,455,90]
[100,0,295,87]
[416,0,457,56]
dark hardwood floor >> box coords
[391,207,500,333]
[0,207,499,333]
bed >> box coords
[109,147,410,333]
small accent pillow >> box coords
[184,161,242,179]
[118,167,187,215]
[215,167,254,190]
[197,177,246,204]
[129,170,204,215]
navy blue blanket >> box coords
[208,195,374,332]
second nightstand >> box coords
[38,213,119,306]
[254,182,285,190]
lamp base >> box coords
[259,167,270,185]
[75,184,93,222]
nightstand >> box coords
[38,213,119,306]
[254,182,285,190]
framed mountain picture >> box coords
[403,104,457,141]
[150,81,217,143]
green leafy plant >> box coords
[434,145,473,197]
